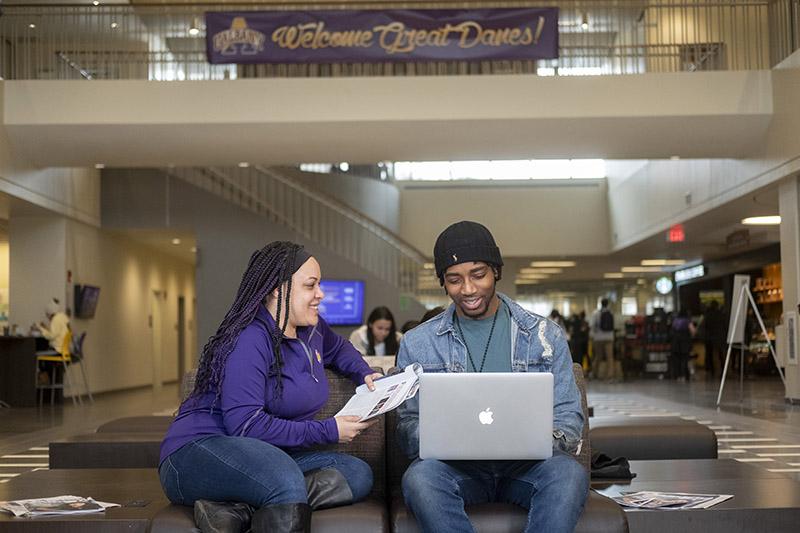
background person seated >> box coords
[33,298,70,353]
[349,306,402,356]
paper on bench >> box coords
[335,363,422,421]
[0,495,120,517]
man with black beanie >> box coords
[396,221,588,533]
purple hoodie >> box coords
[159,305,372,466]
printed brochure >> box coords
[335,363,422,421]
[0,495,120,517]
[612,491,733,509]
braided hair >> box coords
[189,241,303,406]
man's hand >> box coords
[335,415,378,443]
[362,372,383,391]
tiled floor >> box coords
[1,371,798,484]
[587,370,800,481]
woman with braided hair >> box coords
[159,241,382,533]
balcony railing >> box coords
[1,1,797,81]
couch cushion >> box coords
[590,416,718,460]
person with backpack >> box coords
[590,298,618,382]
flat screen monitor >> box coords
[318,280,364,326]
[74,285,101,319]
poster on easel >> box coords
[726,275,750,344]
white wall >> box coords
[65,220,195,391]
[398,179,610,257]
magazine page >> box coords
[0,495,120,517]
[335,363,422,421]
[613,491,733,510]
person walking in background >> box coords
[702,300,727,378]
[159,242,382,533]
[670,308,696,382]
[349,305,402,355]
[590,298,617,382]
[567,311,589,368]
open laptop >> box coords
[419,372,554,460]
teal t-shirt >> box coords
[455,299,512,373]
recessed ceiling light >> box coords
[172,238,181,245]
[516,273,549,280]
[93,1,100,5]
[28,23,36,29]
[423,262,435,270]
[621,266,663,272]
[519,267,563,274]
[515,279,540,284]
[111,22,118,29]
[191,246,197,253]
[94,163,105,169]
[238,162,250,168]
[641,259,686,266]
[530,261,576,267]
[604,273,624,278]
[670,155,680,160]
[742,215,781,225]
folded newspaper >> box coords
[335,363,422,421]
[612,491,733,509]
[0,495,120,517]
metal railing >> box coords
[1,1,797,80]
[167,165,427,295]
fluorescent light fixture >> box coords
[172,238,181,245]
[93,1,100,5]
[604,273,624,278]
[238,162,250,168]
[519,268,563,274]
[621,266,664,273]
[530,261,576,267]
[742,216,781,225]
[515,279,540,285]
[189,17,201,36]
[423,262,435,270]
[641,259,686,266]
[94,163,105,169]
[516,273,550,280]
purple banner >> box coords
[205,8,558,64]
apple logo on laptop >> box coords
[479,408,494,425]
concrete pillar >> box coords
[779,176,800,402]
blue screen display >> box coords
[318,280,365,326]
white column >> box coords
[779,177,800,402]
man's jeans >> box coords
[159,435,373,508]
[402,450,588,533]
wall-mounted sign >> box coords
[674,264,705,283]
[668,224,685,242]
[205,8,559,64]
[655,276,673,295]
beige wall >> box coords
[398,179,610,258]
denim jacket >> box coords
[396,293,584,459]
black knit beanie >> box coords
[433,221,504,282]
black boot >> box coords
[193,499,254,533]
[251,503,312,533]
[303,468,354,510]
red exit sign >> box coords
[668,224,685,242]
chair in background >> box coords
[35,330,76,406]
[69,332,93,404]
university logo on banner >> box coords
[206,8,558,64]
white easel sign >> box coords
[786,312,798,366]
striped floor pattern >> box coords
[588,395,800,481]
[0,446,49,483]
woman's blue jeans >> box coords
[402,450,588,533]
[159,435,373,508]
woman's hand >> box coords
[335,415,378,443]
[363,372,383,392]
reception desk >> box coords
[0,336,50,407]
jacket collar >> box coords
[436,292,539,335]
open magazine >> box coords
[335,363,422,421]
[0,495,120,517]
[612,491,733,509]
